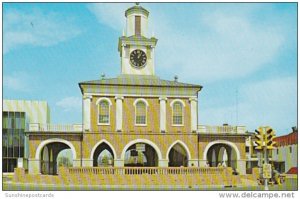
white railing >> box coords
[197,125,247,134]
[65,167,228,175]
[29,123,83,132]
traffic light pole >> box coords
[255,126,276,191]
[264,145,269,191]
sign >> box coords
[263,163,272,179]
[136,144,145,152]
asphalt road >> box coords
[3,178,297,191]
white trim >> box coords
[133,98,149,106]
[115,96,124,131]
[121,139,162,160]
[172,124,184,127]
[133,98,148,126]
[35,138,77,160]
[85,93,197,99]
[166,140,191,161]
[96,97,112,125]
[159,97,167,132]
[170,99,186,107]
[171,99,185,126]
[202,140,241,160]
[90,139,117,159]
[96,97,112,106]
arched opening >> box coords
[168,143,188,167]
[124,143,158,167]
[206,143,237,168]
[57,149,73,168]
[40,142,73,175]
[93,142,114,167]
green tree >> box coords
[101,155,109,165]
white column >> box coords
[158,159,169,167]
[189,97,198,132]
[114,159,124,167]
[28,158,40,174]
[159,97,167,133]
[188,159,199,167]
[83,95,92,131]
[81,159,93,167]
[237,159,246,175]
[17,158,24,168]
[115,95,124,132]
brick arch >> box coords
[166,140,191,160]
[35,138,77,160]
[90,139,117,159]
[120,139,163,160]
[202,140,241,160]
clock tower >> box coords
[118,4,158,76]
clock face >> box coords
[130,49,147,69]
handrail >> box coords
[29,123,83,132]
[65,167,228,175]
[197,125,247,134]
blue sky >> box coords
[3,3,297,135]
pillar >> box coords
[17,158,24,168]
[115,95,124,132]
[114,159,124,167]
[198,159,207,167]
[28,158,40,174]
[158,159,168,167]
[83,95,92,131]
[237,159,246,175]
[73,159,83,167]
[80,159,93,167]
[159,97,167,133]
[189,97,198,132]
[188,159,199,167]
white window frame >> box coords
[133,98,149,126]
[170,99,185,127]
[96,97,112,126]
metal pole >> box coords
[264,143,269,190]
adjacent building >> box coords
[2,100,50,172]
[272,127,298,173]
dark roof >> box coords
[286,167,298,174]
[79,75,202,89]
[274,130,298,147]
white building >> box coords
[272,127,298,174]
[2,100,50,172]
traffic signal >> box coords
[254,127,264,150]
[265,127,276,150]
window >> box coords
[245,146,250,153]
[277,149,279,155]
[172,102,183,125]
[98,100,110,124]
[135,101,146,125]
[135,16,141,36]
[289,146,292,153]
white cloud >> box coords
[3,72,34,92]
[3,9,81,54]
[56,97,82,112]
[87,4,286,83]
[87,3,128,32]
[87,4,295,134]
[200,76,297,134]
[153,9,284,83]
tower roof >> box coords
[125,4,149,17]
